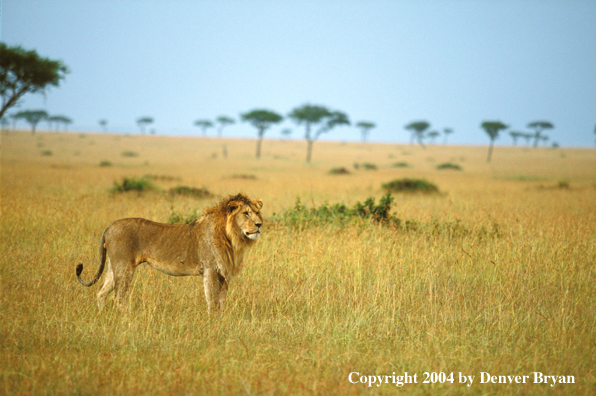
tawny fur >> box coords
[76,193,263,312]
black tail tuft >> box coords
[76,262,95,286]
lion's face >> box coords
[228,198,263,242]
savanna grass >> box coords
[1,131,595,395]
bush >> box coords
[168,207,200,224]
[274,192,399,227]
[40,150,53,156]
[272,194,492,240]
[437,163,462,170]
[121,151,139,157]
[168,186,212,198]
[111,176,157,193]
[392,162,410,168]
[99,160,112,167]
[229,174,257,180]
[354,162,377,170]
[382,178,439,194]
[329,167,350,175]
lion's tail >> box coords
[76,231,107,287]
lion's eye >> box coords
[244,211,249,216]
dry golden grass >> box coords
[1,130,595,395]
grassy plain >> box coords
[1,130,595,395]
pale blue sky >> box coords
[2,0,596,146]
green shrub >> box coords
[392,162,410,168]
[229,174,257,180]
[40,150,53,156]
[536,181,571,191]
[437,163,462,170]
[111,176,157,193]
[168,186,212,198]
[353,162,377,170]
[99,160,112,167]
[382,178,439,193]
[329,167,350,175]
[274,192,399,227]
[121,151,139,157]
[168,207,200,224]
[272,194,489,240]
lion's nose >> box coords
[255,221,262,228]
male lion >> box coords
[76,193,263,312]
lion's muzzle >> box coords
[244,222,262,240]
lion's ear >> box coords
[227,200,241,213]
[253,199,263,210]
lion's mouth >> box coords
[244,230,260,240]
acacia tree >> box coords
[281,128,292,139]
[443,128,454,145]
[51,115,72,131]
[99,119,108,132]
[509,131,522,145]
[0,116,9,131]
[521,132,533,146]
[241,109,283,159]
[481,121,508,162]
[215,116,235,137]
[0,43,68,119]
[527,121,554,148]
[288,104,350,163]
[47,115,69,131]
[404,121,430,148]
[15,109,48,134]
[356,121,375,143]
[136,116,153,134]
[427,131,440,144]
[194,119,213,136]
[45,115,54,130]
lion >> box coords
[76,193,263,312]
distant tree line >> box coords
[5,110,72,134]
[479,120,556,162]
[404,119,558,162]
[3,43,593,160]
[190,104,368,162]
[403,121,455,148]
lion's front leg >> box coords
[218,274,229,310]
[203,268,222,313]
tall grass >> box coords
[1,131,595,395]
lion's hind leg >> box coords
[113,260,136,312]
[97,257,115,310]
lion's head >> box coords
[211,193,263,245]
